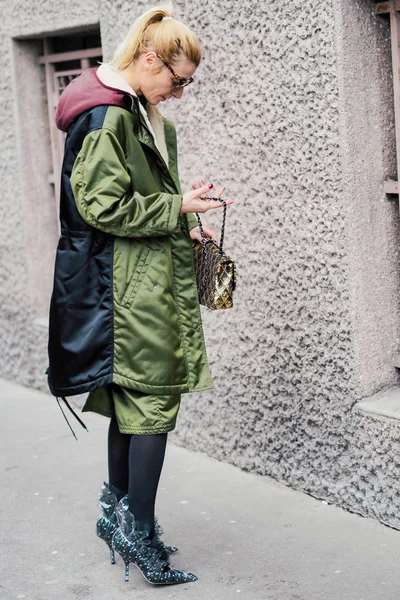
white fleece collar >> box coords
[96,63,169,166]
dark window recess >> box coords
[39,28,103,203]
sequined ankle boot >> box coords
[154,518,178,555]
[96,482,123,564]
[112,496,197,585]
[96,483,178,565]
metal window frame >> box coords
[40,39,102,212]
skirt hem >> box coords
[82,404,177,435]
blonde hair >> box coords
[110,3,201,70]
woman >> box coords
[47,3,232,587]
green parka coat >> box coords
[47,66,212,398]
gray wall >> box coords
[168,0,400,526]
[2,0,400,527]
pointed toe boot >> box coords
[112,496,197,585]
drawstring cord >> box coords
[56,396,89,440]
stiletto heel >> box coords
[112,496,197,586]
[96,482,119,563]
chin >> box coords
[145,95,162,106]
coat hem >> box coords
[81,404,177,434]
[113,370,213,395]
[48,371,213,397]
[48,373,113,397]
[118,424,177,434]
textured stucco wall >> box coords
[166,0,400,528]
[2,0,400,527]
[167,0,358,496]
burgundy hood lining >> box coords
[55,68,134,132]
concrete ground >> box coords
[1,378,400,600]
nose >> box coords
[172,87,184,99]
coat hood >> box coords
[55,64,169,165]
[55,67,133,132]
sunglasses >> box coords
[156,54,194,89]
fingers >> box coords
[190,182,225,199]
[208,198,233,207]
[192,183,214,199]
[203,227,217,240]
[214,185,225,198]
[189,228,202,242]
[191,179,206,191]
[197,198,233,213]
[182,182,233,215]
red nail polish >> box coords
[208,183,214,189]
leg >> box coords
[112,432,197,584]
[108,416,131,499]
[97,417,131,564]
[128,432,168,529]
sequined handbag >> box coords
[192,198,236,310]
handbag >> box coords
[192,197,236,310]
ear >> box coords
[143,51,158,70]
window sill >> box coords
[355,387,400,421]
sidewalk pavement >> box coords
[1,378,400,600]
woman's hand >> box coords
[190,225,217,243]
[187,179,227,242]
[180,182,233,214]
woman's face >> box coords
[141,52,197,105]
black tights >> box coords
[108,417,167,528]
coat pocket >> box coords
[120,246,155,309]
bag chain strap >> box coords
[195,197,227,299]
[197,197,227,253]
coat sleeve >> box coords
[70,127,183,238]
[186,213,199,231]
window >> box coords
[39,30,102,205]
[11,27,102,321]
